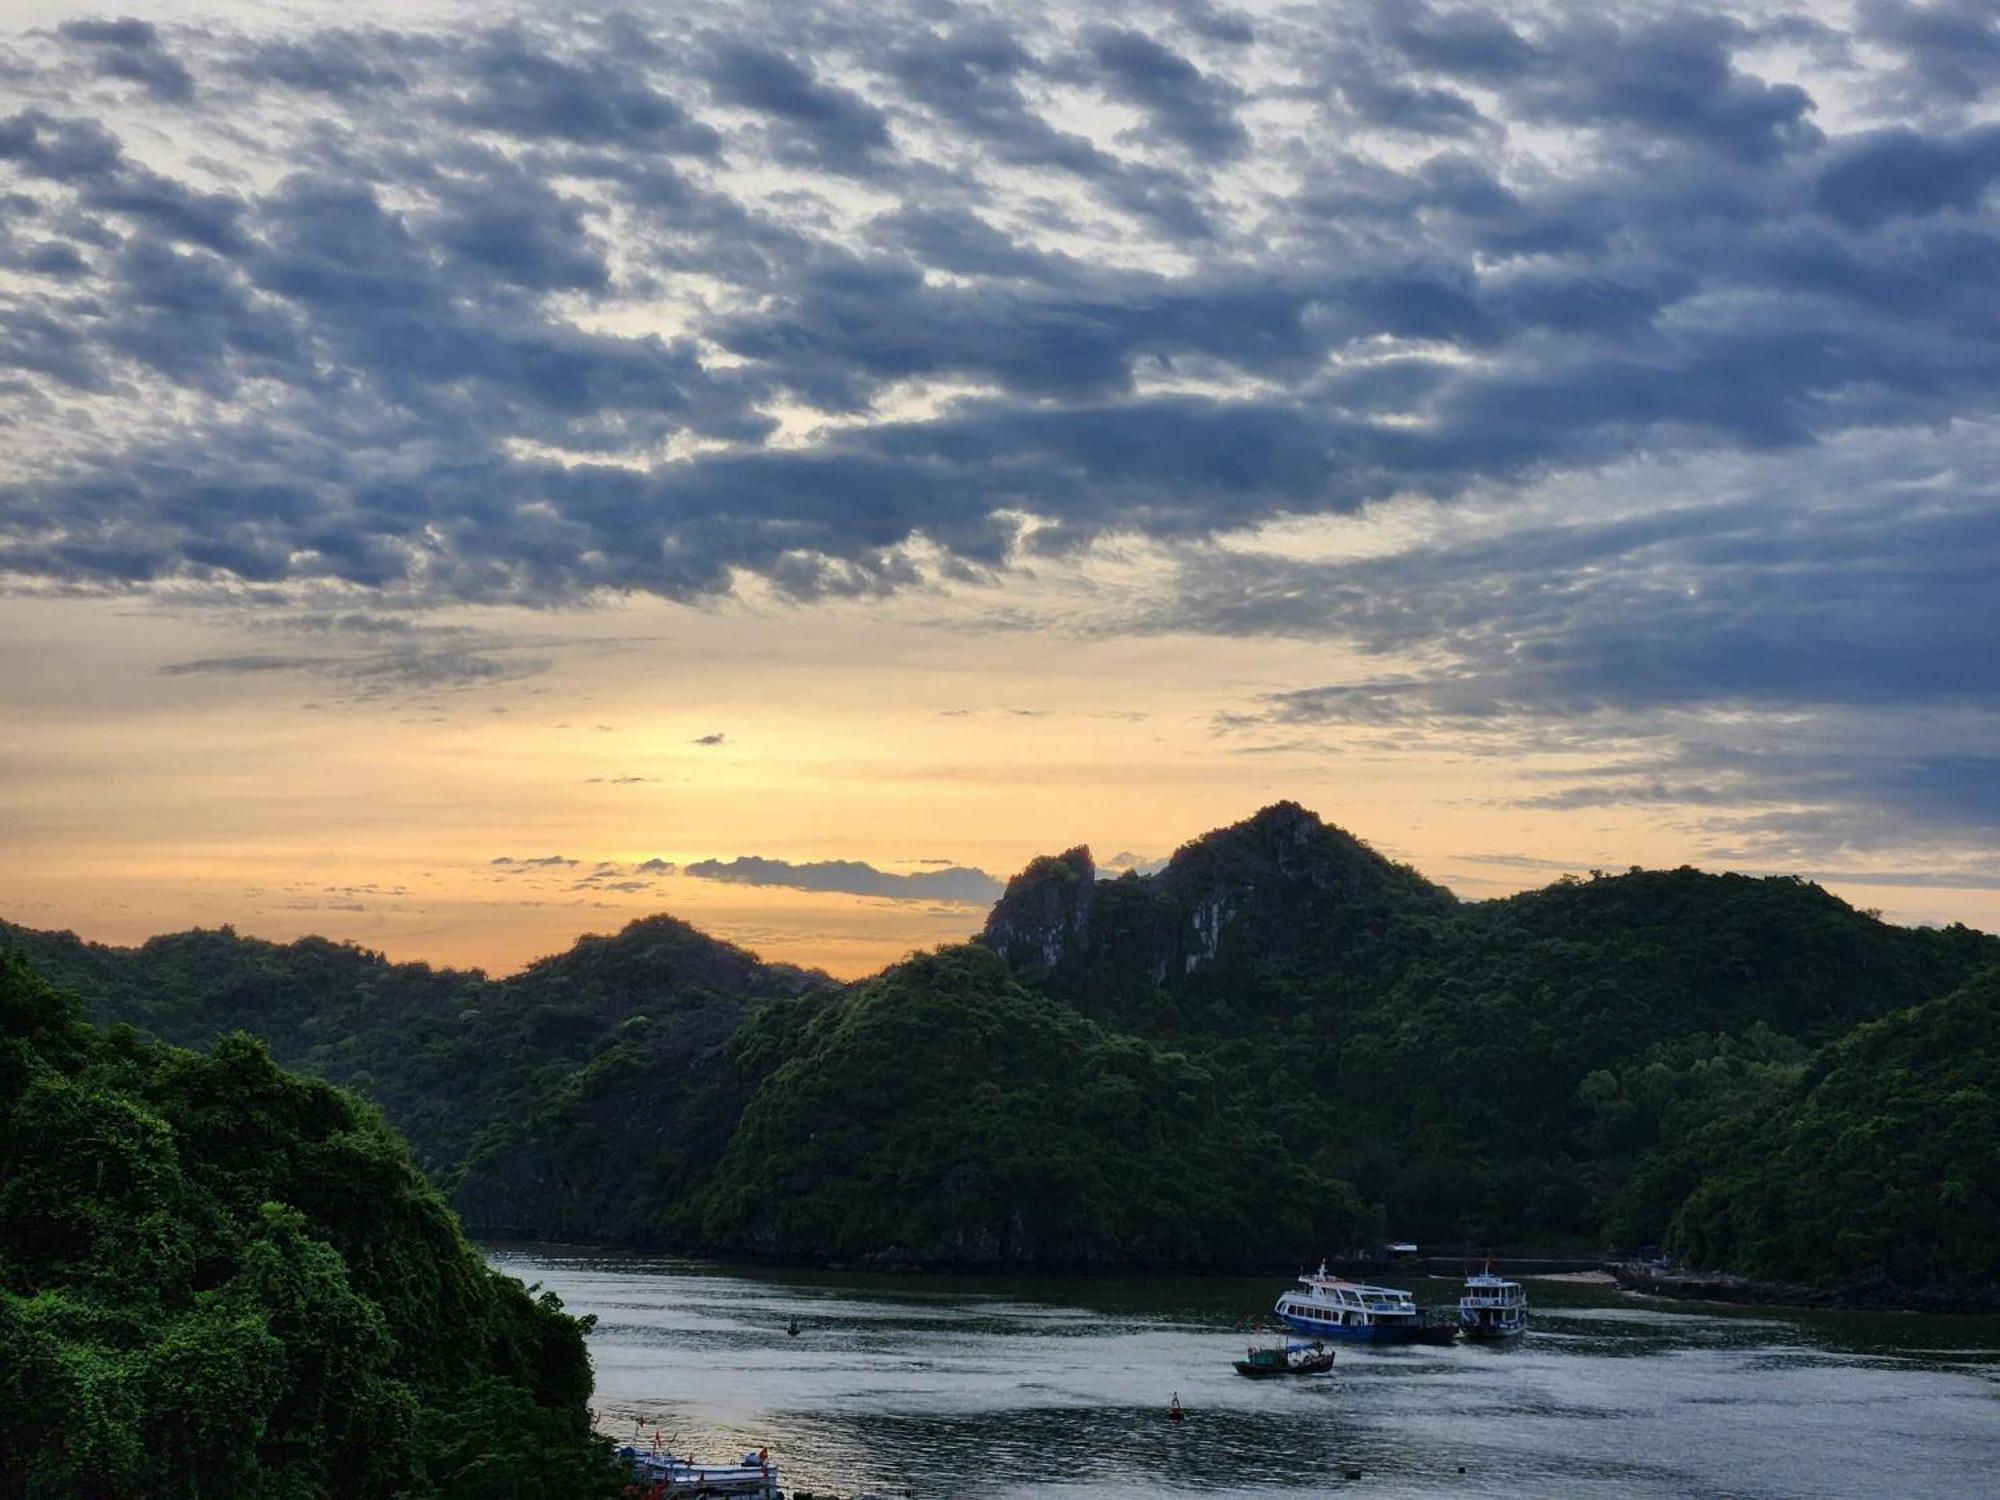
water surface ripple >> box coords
[486,1248,2000,1499]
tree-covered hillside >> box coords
[0,914,828,1188]
[1666,968,2000,1290]
[8,802,1997,1293]
[674,945,1374,1266]
[0,954,620,1499]
[982,804,1998,1251]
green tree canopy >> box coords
[0,953,620,1500]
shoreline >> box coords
[1607,1262,2000,1316]
[475,1234,1603,1280]
[482,1238,1996,1317]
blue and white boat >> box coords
[1272,1263,1456,1345]
[1458,1270,1528,1339]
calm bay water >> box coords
[486,1247,1999,1499]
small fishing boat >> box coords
[1458,1270,1528,1340]
[1272,1262,1458,1345]
[1234,1338,1335,1378]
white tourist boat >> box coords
[1458,1270,1528,1339]
[1272,1262,1456,1344]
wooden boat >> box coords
[1234,1339,1336,1377]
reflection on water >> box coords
[485,1248,2000,1500]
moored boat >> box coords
[1235,1338,1335,1378]
[1459,1270,1528,1339]
[1272,1262,1457,1345]
[619,1440,780,1498]
[619,1456,780,1499]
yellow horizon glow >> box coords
[3,584,1994,981]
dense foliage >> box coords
[994,807,1997,1256]
[1665,968,2000,1289]
[8,802,1997,1292]
[0,955,620,1499]
[678,946,1373,1264]
[0,914,826,1193]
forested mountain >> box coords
[1666,968,2000,1292]
[673,945,1371,1265]
[983,805,1996,1247]
[6,803,1996,1292]
[0,914,828,1186]
[0,954,619,1499]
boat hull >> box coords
[1460,1323,1525,1341]
[1235,1353,1335,1377]
[1276,1312,1456,1345]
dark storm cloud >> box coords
[58,17,196,104]
[1172,3,1255,48]
[867,204,1064,280]
[0,109,245,251]
[426,161,611,293]
[706,43,890,174]
[100,239,303,392]
[1519,15,1820,163]
[1857,0,2000,110]
[225,30,416,95]
[0,110,126,180]
[883,24,1213,237]
[1813,124,2000,228]
[1328,69,1491,139]
[1186,466,2000,862]
[1168,488,2000,718]
[83,167,246,255]
[683,855,1003,905]
[1526,742,2000,875]
[1084,28,1248,160]
[450,31,720,153]
[1363,7,1819,161]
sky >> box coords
[2,0,1997,977]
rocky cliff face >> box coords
[980,846,1099,969]
[979,801,1454,986]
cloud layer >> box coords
[2,0,1997,888]
[0,1,1993,604]
[683,856,1003,905]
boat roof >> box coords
[1464,1273,1521,1287]
[1293,1273,1414,1297]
